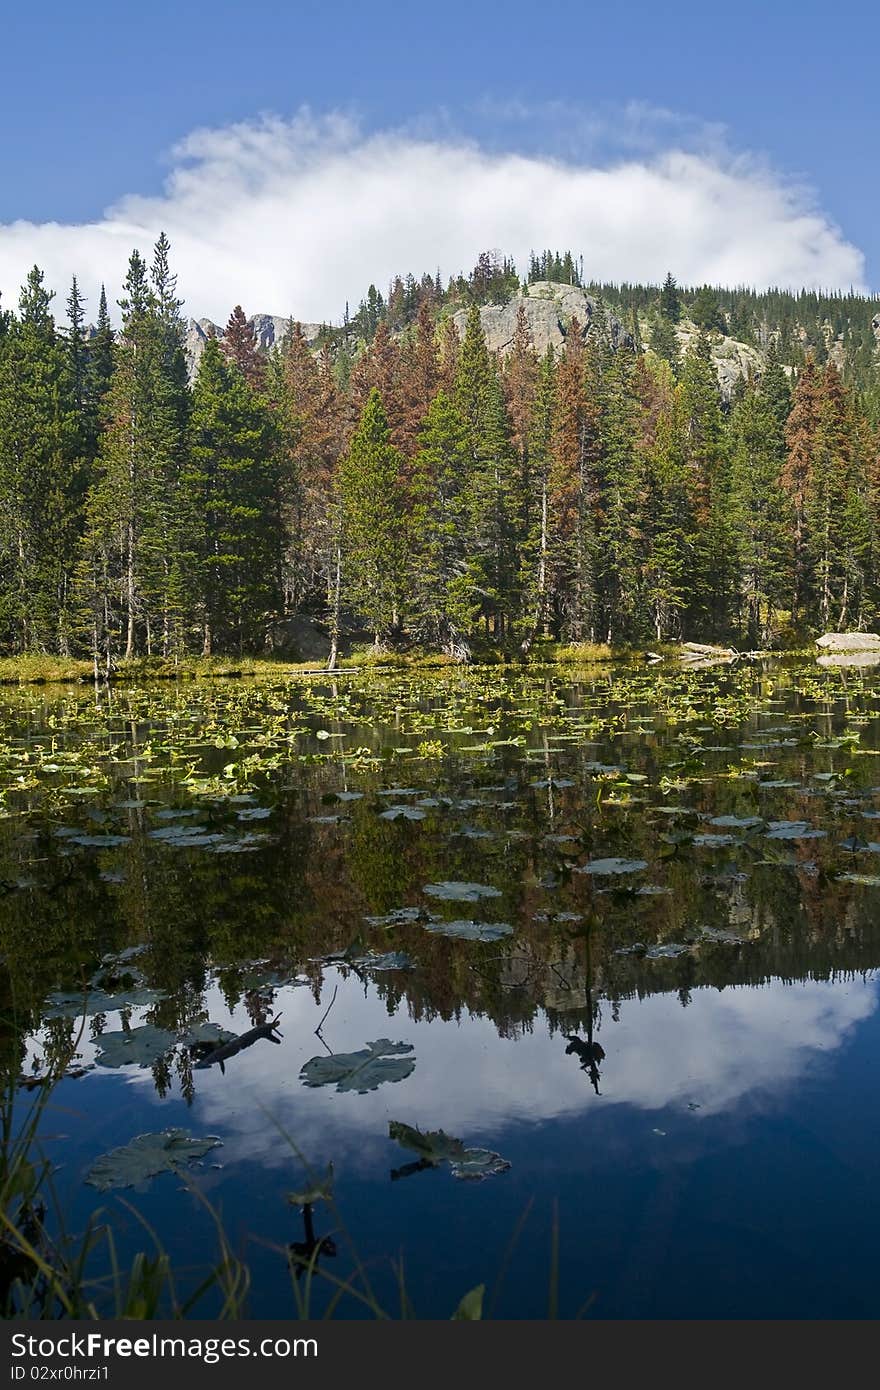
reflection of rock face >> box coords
[452,281,632,357]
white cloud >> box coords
[56,967,872,1174]
[0,109,866,326]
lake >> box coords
[3,658,880,1318]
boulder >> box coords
[815,632,880,652]
[270,616,331,662]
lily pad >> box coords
[450,1148,512,1181]
[300,1039,415,1093]
[379,805,426,821]
[181,1022,237,1047]
[424,881,502,902]
[44,987,164,1019]
[94,1024,176,1068]
[85,1129,222,1191]
[708,815,764,829]
[389,1121,510,1183]
[348,951,415,971]
[765,822,827,840]
[364,906,428,927]
[388,1121,464,1165]
[575,858,648,875]
[422,919,513,942]
[67,833,131,848]
[692,834,739,848]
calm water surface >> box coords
[3,660,880,1318]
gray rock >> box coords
[451,281,631,357]
[816,632,880,652]
[184,314,322,377]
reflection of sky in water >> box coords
[29,969,880,1318]
[38,967,878,1159]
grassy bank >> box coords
[0,641,658,687]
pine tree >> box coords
[782,359,823,624]
[338,388,409,646]
[678,333,734,636]
[729,384,792,644]
[596,348,643,643]
[185,339,282,653]
[0,267,81,652]
[81,248,187,659]
[640,377,693,641]
[649,315,681,377]
[409,390,470,656]
[221,306,265,391]
[519,348,555,652]
[659,272,682,324]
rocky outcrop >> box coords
[673,322,763,399]
[183,314,322,377]
[451,281,632,357]
[816,632,880,652]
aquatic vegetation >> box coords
[300,1040,416,1093]
[5,655,880,1317]
[84,1130,222,1191]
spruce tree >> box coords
[0,267,80,652]
[185,338,282,653]
[410,390,470,656]
[338,388,409,646]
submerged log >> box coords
[193,1014,283,1073]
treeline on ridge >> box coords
[0,239,878,663]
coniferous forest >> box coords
[1,239,879,664]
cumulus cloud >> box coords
[0,109,866,325]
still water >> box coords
[3,660,880,1317]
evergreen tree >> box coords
[81,247,187,659]
[0,267,81,651]
[678,333,734,636]
[338,388,409,645]
[185,338,282,652]
[222,305,265,391]
[409,390,470,655]
[596,348,643,643]
[659,272,682,324]
[649,315,681,376]
[729,384,792,644]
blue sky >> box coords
[1,0,876,319]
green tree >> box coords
[0,267,81,652]
[410,390,470,656]
[338,388,409,646]
[659,272,682,324]
[185,338,282,653]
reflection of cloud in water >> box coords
[124,969,878,1172]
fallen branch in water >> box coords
[193,1014,283,1073]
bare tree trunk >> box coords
[327,544,342,671]
[521,478,548,656]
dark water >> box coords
[3,661,880,1318]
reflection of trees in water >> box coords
[5,675,880,1096]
